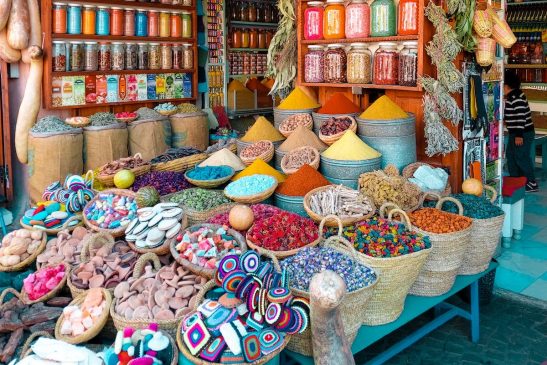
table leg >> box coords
[470,281,480,343]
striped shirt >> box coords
[504,89,534,137]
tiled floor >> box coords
[494,167,547,301]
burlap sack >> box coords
[170,112,209,151]
[127,118,172,161]
[28,129,84,204]
[83,123,128,171]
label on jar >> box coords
[52,77,62,107]
[326,10,342,34]
[73,76,85,105]
[156,74,166,100]
[165,74,175,99]
[306,11,321,37]
[174,73,184,98]
[96,75,107,104]
[62,76,75,106]
[374,6,389,32]
[183,73,192,98]
[127,75,138,101]
[85,76,96,104]
[137,74,148,101]
[107,75,119,103]
[118,74,127,101]
[147,74,157,100]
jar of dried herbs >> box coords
[70,42,84,72]
[138,43,149,70]
[324,44,346,83]
[347,43,371,84]
[53,41,67,72]
[99,42,111,71]
[161,43,173,69]
[183,44,193,69]
[126,43,138,70]
[84,42,98,71]
[111,43,125,70]
[398,41,418,86]
[149,43,161,70]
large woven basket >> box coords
[280,146,320,175]
[170,224,247,279]
[55,288,112,344]
[224,181,278,204]
[287,215,378,356]
[278,113,314,138]
[402,162,452,197]
[20,215,84,235]
[97,153,151,187]
[152,153,209,173]
[161,192,235,226]
[0,230,47,272]
[184,167,235,189]
[318,116,358,145]
[409,197,473,296]
[127,214,188,256]
[83,189,137,237]
[239,140,275,166]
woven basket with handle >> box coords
[318,115,358,145]
[184,167,235,189]
[278,113,314,138]
[280,146,320,175]
[0,230,47,272]
[97,153,151,187]
[239,140,275,166]
[151,153,209,173]
[402,162,452,197]
[82,189,136,237]
[161,192,236,226]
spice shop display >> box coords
[233,159,287,183]
[185,166,236,188]
[277,165,330,198]
[321,130,380,161]
[239,116,285,145]
[317,93,361,115]
[278,114,314,138]
[276,87,320,111]
[281,146,321,175]
[240,140,275,166]
[36,227,92,268]
[0,229,46,271]
[225,174,278,204]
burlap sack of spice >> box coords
[128,118,172,161]
[170,112,209,151]
[83,123,128,171]
[28,129,84,204]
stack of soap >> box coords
[60,288,106,337]
[125,203,184,249]
[22,202,79,231]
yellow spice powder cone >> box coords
[360,95,408,120]
[322,130,381,161]
[240,116,285,143]
[277,87,321,110]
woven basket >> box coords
[55,288,112,344]
[185,167,235,189]
[312,112,359,134]
[20,215,84,236]
[152,153,209,173]
[224,181,278,204]
[127,214,188,256]
[161,192,236,226]
[409,197,473,296]
[83,189,136,237]
[158,109,178,116]
[287,215,378,356]
[170,224,247,279]
[239,140,275,166]
[280,146,320,175]
[476,37,497,67]
[487,8,516,48]
[473,10,493,38]
[278,113,314,138]
[20,331,53,359]
[303,185,376,227]
[97,154,151,187]
[402,162,452,197]
[0,230,47,272]
[318,116,358,145]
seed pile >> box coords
[410,208,472,234]
[308,185,374,218]
[31,116,76,133]
[89,112,117,126]
[150,147,202,164]
[132,171,191,196]
[320,117,353,136]
[169,188,231,211]
[281,147,319,172]
[422,194,504,219]
[240,140,273,159]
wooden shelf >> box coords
[230,48,269,52]
[229,73,265,78]
[49,97,196,110]
[507,0,547,5]
[54,0,195,11]
[505,64,547,69]
[52,34,195,43]
[52,69,194,76]
[301,35,419,45]
[230,21,278,28]
[301,82,422,91]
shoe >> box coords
[525,181,539,192]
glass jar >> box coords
[171,12,182,37]
[138,43,149,70]
[239,2,248,21]
[398,0,418,35]
[99,43,111,71]
[112,42,125,70]
[82,6,95,35]
[232,29,242,48]
[96,6,110,36]
[347,43,371,83]
[53,3,67,34]
[346,0,370,39]
[304,2,324,40]
[183,0,192,5]
[147,11,159,37]
[256,3,265,23]
[149,43,161,69]
[258,30,267,49]
[263,3,273,23]
[161,0,172,4]
[84,42,98,71]
[160,11,171,37]
[241,29,250,48]
[249,28,258,48]
[374,42,398,85]
[136,9,148,37]
[248,1,257,22]
[70,42,84,71]
[124,9,136,36]
[324,44,346,83]
[173,45,183,69]
[398,41,418,86]
[230,1,240,20]
[304,45,325,83]
[370,0,396,37]
[53,41,67,71]
[161,44,172,69]
[265,30,273,46]
[183,44,193,69]
[67,4,82,35]
[110,7,124,36]
[126,43,138,70]
[182,11,192,38]
[323,0,345,39]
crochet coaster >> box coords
[247,311,264,332]
[220,350,245,364]
[290,297,310,314]
[293,306,309,334]
[281,268,289,288]
[259,329,284,355]
[240,250,260,273]
[198,299,221,318]
[275,307,292,332]
[219,293,243,309]
[265,303,282,325]
[183,316,211,356]
[199,336,226,362]
[181,311,203,331]
[232,318,248,337]
[287,308,303,335]
[205,287,226,301]
[206,307,238,331]
[271,273,282,288]
[242,333,262,363]
[235,275,255,300]
[219,254,240,279]
[219,322,242,355]
[258,289,268,316]
[247,284,260,312]
[267,287,292,304]
[222,270,246,293]
[236,302,249,316]
[256,262,272,280]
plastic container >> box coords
[124,9,136,36]
[305,45,325,83]
[82,5,96,35]
[136,9,148,37]
[323,0,345,39]
[96,6,110,36]
[374,42,399,85]
[398,41,418,86]
[347,43,372,84]
[53,3,67,34]
[324,44,346,83]
[345,0,370,38]
[274,193,308,217]
[67,4,82,35]
[398,0,419,35]
[304,1,324,40]
[370,0,396,37]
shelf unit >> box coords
[204,0,227,108]
[41,0,199,110]
[230,21,278,27]
[505,64,547,69]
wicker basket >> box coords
[170,224,247,279]
[318,116,358,145]
[473,10,493,38]
[278,113,314,138]
[224,181,278,204]
[303,185,376,227]
[158,109,178,116]
[152,153,209,173]
[280,146,320,175]
[476,37,497,66]
[487,8,516,48]
[409,197,473,296]
[97,153,151,187]
[65,117,90,128]
[82,189,137,237]
[312,112,359,134]
[184,167,235,189]
[54,288,112,344]
[161,192,236,226]
[127,214,188,256]
[239,140,275,166]
[402,162,452,197]
[20,215,84,236]
[0,230,47,272]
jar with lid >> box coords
[147,11,159,37]
[138,43,149,70]
[136,9,148,37]
[160,11,171,37]
[67,4,82,35]
[126,43,138,70]
[112,43,125,70]
[324,44,346,82]
[171,12,182,37]
[230,1,240,20]
[370,0,396,37]
[263,3,273,23]
[398,0,418,35]
[99,43,111,71]
[53,3,67,34]
[347,43,371,83]
[82,5,95,35]
[265,30,273,46]
[324,0,345,39]
[398,41,417,86]
[84,42,98,71]
[346,0,370,38]
[258,30,267,49]
[183,44,193,69]
[239,2,248,21]
[249,28,259,48]
[124,9,136,36]
[70,42,84,71]
[232,28,242,48]
[256,3,265,23]
[53,41,67,71]
[248,1,257,22]
[182,11,192,38]
[304,2,324,40]
[110,7,124,36]
[161,44,173,69]
[304,45,325,83]
[149,43,161,69]
[161,0,172,4]
[374,42,398,85]
[96,6,110,36]
[173,45,183,69]
[241,29,250,48]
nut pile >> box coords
[36,227,92,268]
[281,147,319,172]
[320,116,353,136]
[0,229,44,267]
[99,155,148,175]
[239,140,273,159]
[308,185,374,219]
[279,113,313,134]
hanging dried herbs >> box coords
[454,0,477,52]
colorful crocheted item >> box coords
[199,337,226,362]
[242,333,262,362]
[240,250,260,273]
[183,317,211,356]
[259,329,284,355]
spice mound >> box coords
[322,130,380,161]
[208,204,282,233]
[232,159,286,183]
[187,166,233,181]
[99,155,149,176]
[199,148,246,172]
[247,211,318,252]
[410,208,473,234]
[307,185,374,218]
[277,164,330,197]
[225,174,277,198]
[136,107,162,120]
[317,92,361,115]
[360,95,408,120]
[320,116,353,136]
[240,116,285,143]
[151,147,203,164]
[178,102,200,113]
[281,246,377,292]
[169,188,231,211]
[330,217,431,258]
[422,194,504,219]
[23,264,66,300]
[132,171,191,196]
[125,203,184,249]
[175,225,243,269]
[240,140,273,160]
[89,112,117,126]
[277,86,321,110]
[84,192,138,230]
[0,229,44,267]
[60,288,106,337]
[281,147,319,173]
[31,115,76,133]
[36,227,92,267]
[278,125,327,152]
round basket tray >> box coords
[54,288,112,344]
[0,230,47,272]
[157,109,178,116]
[224,181,278,204]
[239,140,275,166]
[303,185,376,227]
[97,153,151,187]
[82,189,137,237]
[170,223,247,279]
[184,167,235,189]
[127,214,188,255]
[20,215,83,236]
[278,113,314,138]
[318,115,358,145]
[281,146,320,175]
[402,162,452,197]
[151,153,209,173]
[65,117,90,128]
[246,227,321,259]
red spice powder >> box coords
[276,164,330,197]
[318,92,361,114]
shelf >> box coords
[230,48,269,52]
[228,107,273,117]
[229,73,265,78]
[505,64,547,69]
[229,21,278,28]
[52,69,194,76]
[301,35,419,45]
[50,97,196,110]
[54,0,195,11]
[301,82,422,91]
[52,34,195,43]
[507,0,547,5]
